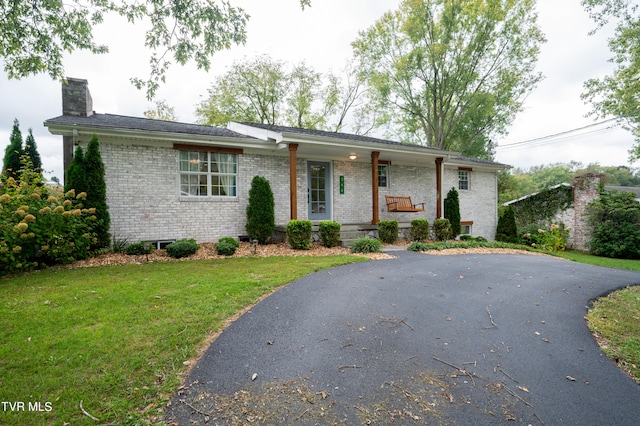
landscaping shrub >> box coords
[287,220,312,250]
[433,218,452,241]
[319,220,341,248]
[125,241,155,256]
[246,176,275,244]
[350,237,383,253]
[377,220,398,244]
[83,135,111,249]
[587,190,640,259]
[0,157,96,275]
[166,239,200,258]
[496,206,518,243]
[519,223,569,252]
[410,218,429,241]
[444,187,461,237]
[216,237,240,256]
[112,236,129,253]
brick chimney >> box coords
[572,173,604,251]
[62,78,94,117]
[62,78,94,179]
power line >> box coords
[496,118,620,151]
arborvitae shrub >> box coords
[588,190,640,259]
[319,221,341,248]
[166,239,199,258]
[125,241,155,255]
[287,220,312,250]
[434,218,452,241]
[83,135,110,249]
[350,238,383,253]
[444,187,461,238]
[496,206,518,243]
[377,220,398,244]
[410,218,429,241]
[246,176,275,244]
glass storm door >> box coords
[308,161,331,220]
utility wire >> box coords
[496,118,619,150]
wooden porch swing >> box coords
[384,195,425,212]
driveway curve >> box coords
[166,252,640,425]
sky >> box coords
[0,0,637,183]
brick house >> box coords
[44,78,509,246]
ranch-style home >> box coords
[44,78,509,246]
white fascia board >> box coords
[227,122,283,143]
[45,122,270,150]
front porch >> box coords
[273,223,416,248]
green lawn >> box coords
[0,255,365,425]
[557,250,640,271]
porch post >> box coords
[289,144,298,220]
[435,157,443,218]
[371,151,380,225]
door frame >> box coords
[307,160,332,221]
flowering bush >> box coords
[0,158,96,275]
[519,223,570,252]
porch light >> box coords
[349,154,357,160]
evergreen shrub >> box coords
[377,220,398,244]
[216,237,240,256]
[444,187,461,237]
[350,238,383,253]
[287,220,312,250]
[410,218,429,241]
[246,176,275,244]
[588,190,640,259]
[434,218,452,241]
[166,239,199,258]
[496,206,518,243]
[319,221,341,248]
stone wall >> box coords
[571,173,604,251]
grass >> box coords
[586,286,640,385]
[0,255,365,425]
[557,250,640,271]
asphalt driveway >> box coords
[166,251,640,425]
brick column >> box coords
[371,151,380,224]
[288,144,299,220]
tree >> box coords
[581,0,640,162]
[587,189,640,259]
[64,146,87,194]
[245,176,275,244]
[496,206,518,243]
[1,0,310,99]
[444,187,461,238]
[352,0,545,159]
[2,119,24,180]
[84,135,111,249]
[24,129,42,175]
[143,100,178,121]
[196,55,363,131]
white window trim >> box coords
[458,170,470,191]
[378,163,389,188]
[179,150,238,199]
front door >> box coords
[308,161,331,221]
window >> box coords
[461,223,472,235]
[179,150,237,197]
[378,164,389,187]
[458,170,470,190]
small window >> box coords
[461,224,472,235]
[458,170,470,190]
[378,164,389,188]
[179,151,237,197]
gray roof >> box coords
[45,113,248,139]
[605,185,640,197]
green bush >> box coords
[350,237,383,253]
[496,206,518,243]
[433,218,452,241]
[166,239,200,258]
[287,220,312,250]
[519,223,569,252]
[0,157,97,275]
[245,176,275,244]
[125,242,155,255]
[216,237,240,256]
[377,220,398,244]
[444,187,461,237]
[410,218,429,241]
[588,190,640,259]
[319,221,341,248]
